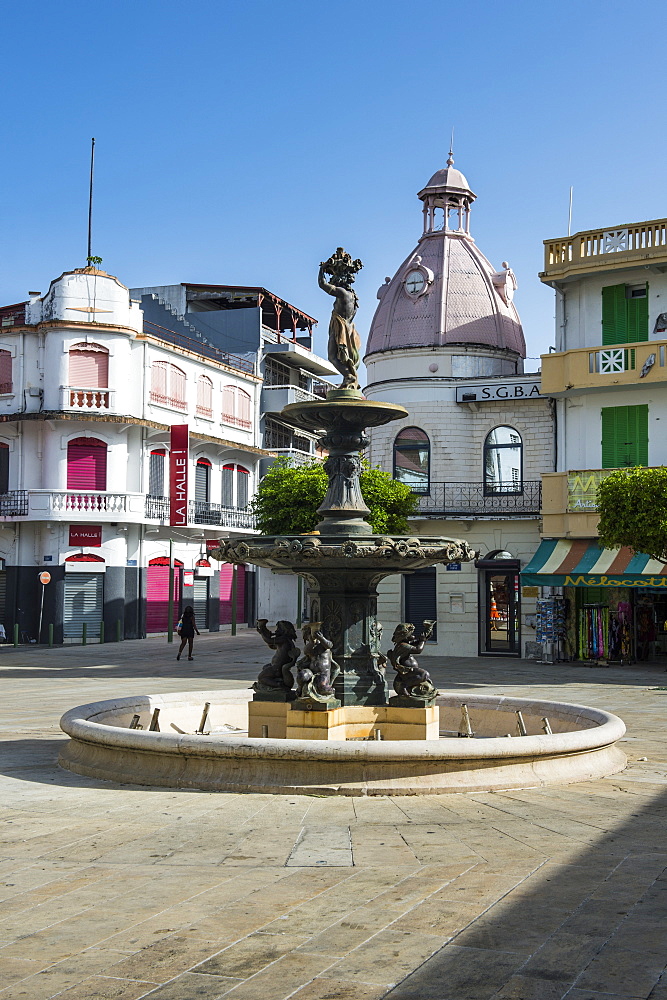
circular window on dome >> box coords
[404,269,426,297]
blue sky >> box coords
[2,0,666,368]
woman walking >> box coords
[176,606,200,661]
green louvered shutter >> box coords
[602,285,628,345]
[601,405,648,468]
[627,285,649,342]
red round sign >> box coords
[39,571,51,585]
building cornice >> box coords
[0,410,271,455]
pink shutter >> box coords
[151,362,167,397]
[238,390,251,428]
[197,376,213,415]
[170,366,186,405]
[219,563,245,624]
[0,351,12,394]
[146,565,181,632]
[222,386,235,423]
[67,438,107,490]
[69,349,108,387]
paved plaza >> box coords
[1,630,666,1000]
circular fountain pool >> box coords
[59,689,626,796]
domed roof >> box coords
[418,165,474,200]
[365,161,525,359]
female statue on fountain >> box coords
[319,248,363,391]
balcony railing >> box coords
[144,495,255,529]
[149,390,187,411]
[53,492,128,514]
[542,217,667,281]
[268,448,316,465]
[189,500,255,529]
[61,386,112,410]
[0,491,28,516]
[262,383,321,403]
[414,481,542,517]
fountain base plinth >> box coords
[389,694,437,711]
[248,701,439,742]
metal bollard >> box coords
[13,623,18,647]
[197,702,211,735]
[541,717,553,735]
[458,704,475,738]
[374,729,383,740]
[116,619,122,643]
[261,725,269,738]
[48,623,54,648]
[516,710,528,737]
[149,708,161,732]
[129,714,141,729]
[99,621,105,644]
[82,623,87,646]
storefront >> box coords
[477,553,521,657]
[523,539,667,664]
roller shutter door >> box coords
[146,565,181,633]
[404,568,437,641]
[193,578,209,630]
[220,563,246,625]
[64,573,103,640]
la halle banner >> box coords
[170,424,189,526]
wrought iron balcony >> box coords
[413,481,542,518]
[189,500,256,529]
[145,496,256,529]
[0,491,28,516]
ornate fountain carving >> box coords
[388,621,438,707]
[253,620,299,701]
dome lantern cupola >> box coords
[417,150,476,237]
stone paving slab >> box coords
[0,630,666,998]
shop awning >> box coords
[522,539,667,588]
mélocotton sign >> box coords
[170,424,189,526]
[69,525,102,546]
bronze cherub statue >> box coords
[388,620,437,705]
[254,619,299,700]
[295,623,341,706]
[319,248,363,391]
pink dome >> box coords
[365,162,525,360]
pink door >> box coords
[146,562,182,633]
[219,563,245,625]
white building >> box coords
[364,157,554,657]
[524,217,667,662]
[0,266,265,642]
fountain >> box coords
[58,250,627,794]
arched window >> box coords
[196,375,213,418]
[195,458,211,503]
[0,350,13,395]
[150,361,186,410]
[484,426,522,495]
[69,343,109,387]
[393,427,430,493]
[148,449,166,496]
[222,386,252,429]
[222,463,250,509]
[67,437,107,491]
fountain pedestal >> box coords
[248,700,440,741]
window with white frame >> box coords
[222,464,250,509]
[222,385,252,428]
[150,361,187,410]
[148,449,166,496]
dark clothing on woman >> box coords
[179,613,196,639]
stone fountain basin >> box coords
[59,690,626,796]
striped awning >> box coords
[522,539,667,588]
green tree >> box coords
[597,466,667,563]
[251,458,419,536]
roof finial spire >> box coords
[447,128,454,167]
